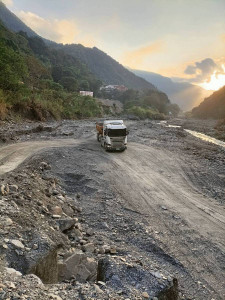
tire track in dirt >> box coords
[0,139,82,175]
[107,143,225,246]
[0,137,224,298]
[99,142,225,299]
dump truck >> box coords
[96,120,128,151]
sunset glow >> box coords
[8,0,225,82]
[199,65,225,91]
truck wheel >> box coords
[104,143,108,151]
[97,133,100,142]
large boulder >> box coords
[97,257,179,299]
[56,218,76,232]
[58,250,97,282]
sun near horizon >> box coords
[199,65,225,91]
[3,0,224,96]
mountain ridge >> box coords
[192,85,225,119]
[0,2,156,92]
[0,4,174,121]
[0,19,104,120]
[53,43,157,91]
[132,69,212,111]
[0,1,38,37]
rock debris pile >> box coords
[0,158,178,299]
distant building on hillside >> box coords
[100,85,128,92]
[80,91,93,97]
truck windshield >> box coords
[108,129,126,137]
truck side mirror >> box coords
[126,130,130,135]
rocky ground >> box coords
[0,118,224,300]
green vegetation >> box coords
[0,89,101,121]
[127,106,165,120]
[0,21,102,121]
[192,86,225,119]
[0,2,159,92]
[0,41,28,91]
[99,88,180,119]
[0,90,7,119]
[0,3,180,122]
[22,34,102,94]
[53,44,156,91]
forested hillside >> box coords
[98,87,180,118]
[0,2,156,91]
[0,2,178,121]
[192,86,225,119]
[0,21,102,120]
[53,44,156,91]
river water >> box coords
[184,129,225,148]
[158,121,225,148]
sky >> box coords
[2,0,225,90]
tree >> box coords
[168,103,180,116]
[59,76,78,92]
[79,80,89,91]
[52,65,63,82]
[25,55,50,88]
[0,41,28,91]
[143,91,169,114]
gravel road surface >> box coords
[0,119,224,299]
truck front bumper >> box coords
[106,144,126,151]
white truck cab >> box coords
[101,120,128,151]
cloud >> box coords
[122,41,164,69]
[184,65,197,75]
[184,58,224,83]
[17,11,80,44]
[1,0,13,7]
[16,10,97,46]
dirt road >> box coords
[107,143,225,240]
[0,139,81,175]
[102,143,225,298]
[0,119,224,299]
